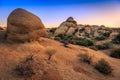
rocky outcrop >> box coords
[54,17,112,40]
[0,27,6,30]
[6,8,47,42]
[0,30,6,40]
[0,27,6,40]
[55,17,77,35]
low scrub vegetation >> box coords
[45,47,56,60]
[110,48,120,59]
[95,42,112,50]
[112,33,120,44]
[89,46,98,51]
[55,34,94,47]
[49,28,57,34]
[95,31,111,41]
[94,59,113,75]
[78,53,92,64]
[14,55,35,78]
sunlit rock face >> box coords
[55,17,77,35]
[55,17,112,39]
[6,8,47,42]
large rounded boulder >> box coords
[6,8,47,42]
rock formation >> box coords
[0,26,6,30]
[0,27,6,40]
[6,8,47,42]
[54,17,112,40]
[55,17,77,35]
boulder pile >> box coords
[55,17,112,40]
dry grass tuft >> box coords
[110,48,120,59]
[78,53,92,64]
[94,58,113,75]
[45,46,56,60]
[14,55,35,79]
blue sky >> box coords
[0,0,120,27]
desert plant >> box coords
[95,59,113,75]
[45,47,56,60]
[14,55,35,78]
[54,34,94,47]
[55,34,64,39]
[79,53,92,64]
[54,37,61,41]
[95,35,107,40]
[103,32,111,37]
[112,33,120,44]
[95,42,112,50]
[89,46,98,51]
[49,28,57,34]
[62,40,69,48]
[75,38,94,46]
[110,48,120,59]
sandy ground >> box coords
[0,38,120,80]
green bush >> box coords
[95,42,112,50]
[89,46,98,51]
[79,53,92,64]
[75,38,94,46]
[112,33,120,44]
[103,32,111,37]
[54,34,94,47]
[49,28,57,33]
[55,34,64,39]
[54,37,61,41]
[110,48,120,59]
[95,59,113,75]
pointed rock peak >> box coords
[66,17,74,22]
[66,17,77,25]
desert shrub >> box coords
[103,32,111,37]
[54,37,61,41]
[95,59,113,75]
[112,33,120,44]
[55,34,64,39]
[49,28,57,34]
[95,35,107,40]
[89,46,98,51]
[79,53,92,64]
[69,37,94,46]
[75,38,94,46]
[62,40,69,48]
[110,48,120,59]
[69,38,91,46]
[79,28,85,33]
[14,55,35,78]
[45,47,56,60]
[55,34,94,47]
[95,42,112,50]
[96,31,111,41]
